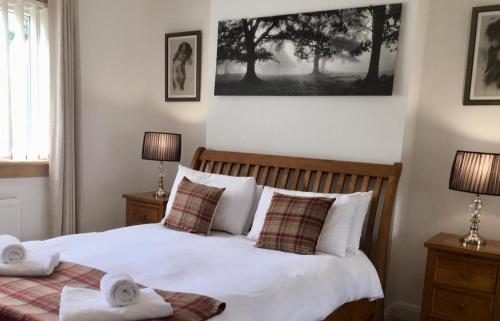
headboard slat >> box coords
[348,175,358,193]
[278,168,289,189]
[190,147,402,291]
[222,163,231,175]
[242,164,251,176]
[199,159,207,172]
[335,174,346,193]
[289,169,300,190]
[323,172,334,193]
[269,167,280,187]
[251,165,260,180]
[360,176,370,192]
[231,163,241,176]
[312,171,323,192]
[206,161,214,173]
[214,161,223,174]
[302,170,312,191]
[259,166,270,185]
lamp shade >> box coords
[142,132,181,162]
[449,150,500,196]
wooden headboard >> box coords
[190,147,402,290]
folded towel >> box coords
[60,286,173,321]
[0,235,26,264]
[0,251,60,276]
[100,273,141,307]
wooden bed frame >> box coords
[190,147,402,321]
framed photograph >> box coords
[214,4,402,96]
[464,5,500,105]
[165,31,201,101]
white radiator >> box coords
[0,198,22,239]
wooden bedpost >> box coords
[190,147,206,170]
[373,163,402,321]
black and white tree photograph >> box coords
[214,4,402,96]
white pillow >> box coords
[346,191,373,253]
[247,186,361,257]
[162,165,257,235]
[243,184,264,234]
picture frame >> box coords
[165,31,201,101]
[464,5,500,105]
[214,4,402,96]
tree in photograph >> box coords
[352,4,402,85]
[216,16,283,83]
[286,10,371,76]
[286,12,348,75]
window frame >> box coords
[0,0,49,178]
[0,159,48,178]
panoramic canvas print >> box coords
[214,4,402,96]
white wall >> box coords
[76,0,211,232]
[0,178,49,240]
[388,0,500,319]
[206,0,422,164]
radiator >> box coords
[0,198,22,239]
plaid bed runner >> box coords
[0,262,226,321]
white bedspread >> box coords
[25,224,383,321]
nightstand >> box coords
[420,233,500,321]
[122,192,169,226]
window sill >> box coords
[0,160,49,179]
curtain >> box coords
[0,0,49,160]
[48,0,77,236]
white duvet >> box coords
[25,224,383,321]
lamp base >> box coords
[460,194,487,246]
[154,189,167,199]
[154,161,167,199]
[460,232,487,245]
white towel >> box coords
[0,235,26,264]
[0,251,60,276]
[60,286,173,321]
[100,273,141,307]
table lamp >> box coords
[449,150,500,245]
[142,132,181,198]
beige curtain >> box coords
[48,0,77,237]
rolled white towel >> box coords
[0,235,26,264]
[0,251,60,276]
[60,286,173,321]
[100,273,141,307]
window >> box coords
[0,0,49,161]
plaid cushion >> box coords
[0,262,226,321]
[256,193,335,255]
[165,177,225,235]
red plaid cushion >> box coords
[165,177,225,235]
[256,193,335,255]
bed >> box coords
[22,147,402,321]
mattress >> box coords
[25,224,383,321]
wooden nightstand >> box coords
[420,233,500,321]
[122,192,169,226]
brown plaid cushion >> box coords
[0,262,226,321]
[165,177,225,235]
[256,193,335,255]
